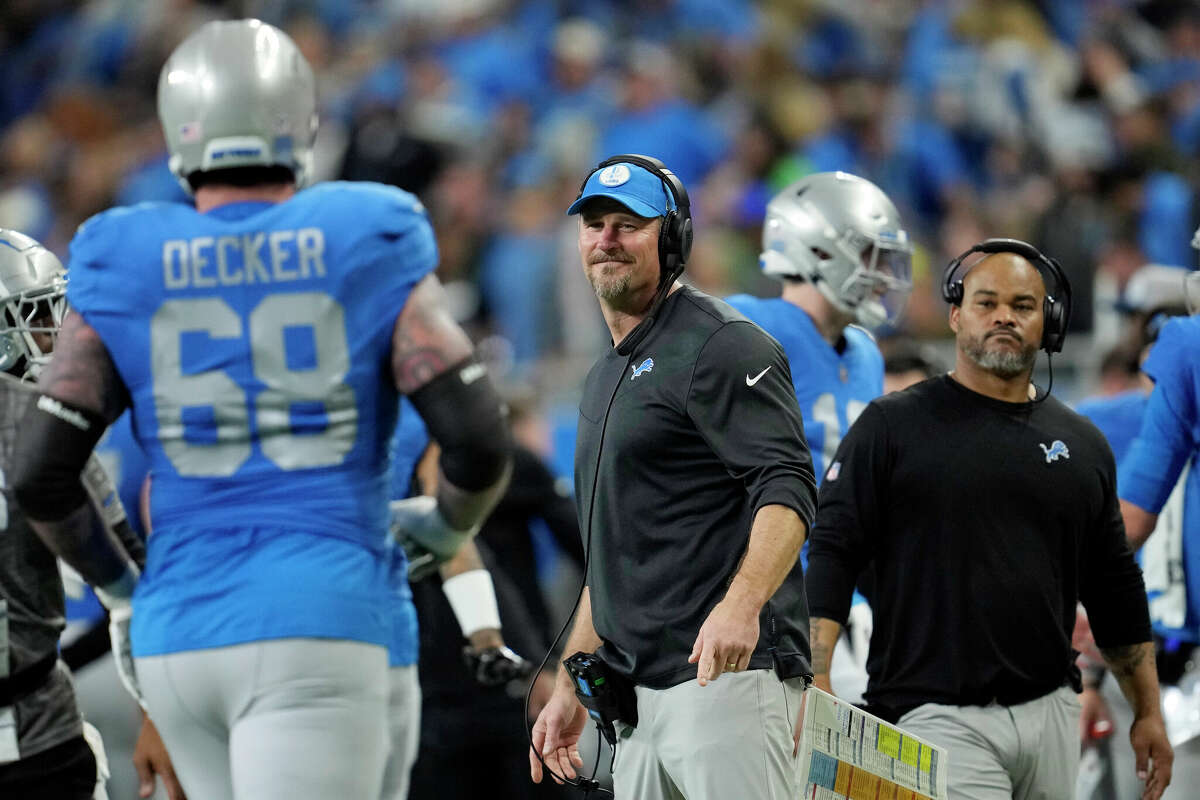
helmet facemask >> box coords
[819,227,913,329]
[0,276,68,381]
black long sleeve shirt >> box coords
[807,375,1151,721]
[575,286,818,688]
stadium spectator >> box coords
[6,2,1200,403]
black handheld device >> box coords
[562,651,638,747]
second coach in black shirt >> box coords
[529,155,817,799]
[808,240,1173,800]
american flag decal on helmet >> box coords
[179,121,203,143]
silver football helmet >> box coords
[0,229,67,381]
[760,172,913,329]
[158,19,318,194]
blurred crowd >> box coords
[3,0,1200,408]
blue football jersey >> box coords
[93,411,152,540]
[725,295,882,482]
[68,181,437,656]
[1120,316,1200,641]
[1075,390,1148,465]
[385,396,431,667]
[390,397,431,501]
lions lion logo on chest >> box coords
[1039,440,1069,463]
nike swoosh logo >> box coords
[746,366,772,386]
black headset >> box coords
[575,153,693,287]
[941,238,1073,354]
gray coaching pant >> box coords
[898,685,1080,800]
[612,669,805,800]
[137,639,389,800]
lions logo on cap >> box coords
[598,164,632,187]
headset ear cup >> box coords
[942,251,970,305]
[658,210,692,277]
[658,210,676,277]
[1042,296,1065,353]
[677,217,693,264]
[944,281,963,306]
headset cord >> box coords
[527,266,675,792]
[523,474,615,796]
[615,265,684,356]
[1032,351,1054,403]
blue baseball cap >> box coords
[566,161,674,218]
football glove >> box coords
[463,644,534,688]
[388,496,477,581]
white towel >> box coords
[1143,464,1190,631]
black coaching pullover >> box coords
[574,285,818,689]
[807,375,1151,721]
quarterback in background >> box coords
[725,171,913,703]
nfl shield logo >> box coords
[826,461,841,481]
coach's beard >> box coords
[587,255,635,301]
[963,329,1037,379]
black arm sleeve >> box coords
[408,358,512,491]
[807,401,890,625]
[12,395,106,521]
[1080,445,1152,647]
[686,321,818,529]
[60,617,113,672]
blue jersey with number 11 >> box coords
[67,181,436,657]
[725,296,882,482]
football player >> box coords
[11,20,510,800]
[725,171,913,703]
[0,229,144,800]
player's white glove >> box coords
[388,496,478,581]
[95,570,146,711]
[847,602,873,671]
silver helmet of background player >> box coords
[760,171,913,329]
[1188,225,1200,315]
[157,19,318,195]
[0,229,67,381]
